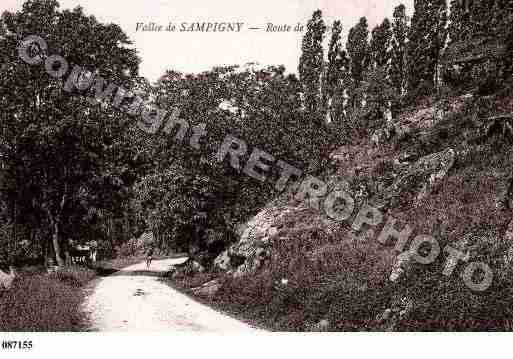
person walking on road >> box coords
[146,247,154,269]
[90,239,98,263]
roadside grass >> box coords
[170,234,393,331]
[0,266,96,331]
[387,141,513,331]
[171,272,219,289]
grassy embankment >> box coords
[0,256,146,331]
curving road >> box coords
[83,258,258,331]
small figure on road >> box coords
[90,239,98,263]
[146,247,154,269]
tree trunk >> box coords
[50,217,64,267]
[43,238,49,267]
[505,176,513,210]
[42,188,67,267]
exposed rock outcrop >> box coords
[169,257,204,278]
[497,176,513,210]
[213,250,231,271]
[214,199,343,276]
[215,147,457,278]
[370,125,394,147]
[370,148,456,210]
[214,205,295,274]
[393,96,469,142]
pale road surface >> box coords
[83,258,258,331]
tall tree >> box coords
[447,0,470,44]
[369,18,392,70]
[346,17,370,117]
[148,64,313,254]
[494,0,513,37]
[447,0,506,42]
[347,17,370,87]
[323,20,350,124]
[298,10,326,122]
[467,0,495,38]
[494,1,513,77]
[366,18,395,131]
[391,4,409,96]
[406,0,448,94]
[0,0,143,265]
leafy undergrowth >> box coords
[0,266,96,331]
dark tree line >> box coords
[0,0,148,265]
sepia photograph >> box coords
[0,0,512,357]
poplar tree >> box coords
[468,0,493,37]
[406,0,447,94]
[298,10,326,122]
[366,19,394,131]
[369,18,392,70]
[448,0,469,44]
[390,4,409,95]
[346,17,369,116]
[347,17,370,87]
[324,20,350,123]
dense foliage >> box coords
[3,0,513,270]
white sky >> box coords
[1,0,412,83]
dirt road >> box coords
[83,258,258,331]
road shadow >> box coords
[94,267,120,276]
[93,266,175,278]
[92,256,188,277]
[109,269,174,278]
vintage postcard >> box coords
[0,0,512,357]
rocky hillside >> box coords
[173,91,513,331]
